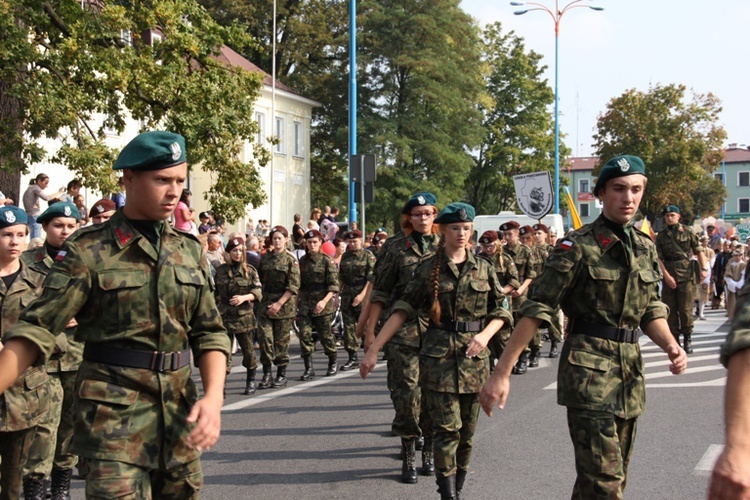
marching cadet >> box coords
[214,237,262,394]
[0,206,51,500]
[519,225,546,367]
[22,201,82,499]
[0,131,230,498]
[533,223,563,357]
[256,226,299,390]
[481,155,687,499]
[297,229,340,379]
[338,230,376,371]
[88,198,116,225]
[362,203,513,499]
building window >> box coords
[255,112,265,145]
[739,172,749,187]
[275,117,285,154]
[151,31,163,45]
[293,121,303,157]
[120,29,132,46]
[740,198,750,213]
[578,178,589,194]
[715,173,724,183]
[579,203,590,218]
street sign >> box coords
[350,154,376,183]
[354,183,374,203]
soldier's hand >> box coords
[709,445,750,500]
[359,351,377,380]
[664,274,678,290]
[352,294,364,307]
[355,320,366,338]
[667,343,687,375]
[267,302,281,316]
[364,331,376,352]
[479,372,510,417]
[186,395,222,452]
[313,300,326,315]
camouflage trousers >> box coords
[0,427,37,500]
[488,329,511,364]
[567,408,638,499]
[385,343,431,440]
[227,329,258,373]
[84,457,202,499]
[298,312,337,358]
[423,390,480,478]
[662,280,695,338]
[257,316,292,367]
[54,370,79,469]
[24,372,63,478]
[340,298,362,354]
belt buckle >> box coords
[171,351,181,371]
[151,351,166,371]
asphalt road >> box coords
[68,308,730,499]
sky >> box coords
[460,0,750,157]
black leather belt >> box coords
[84,344,191,372]
[430,320,484,332]
[301,284,327,292]
[345,278,367,286]
[568,320,641,344]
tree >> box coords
[0,0,269,222]
[593,84,727,223]
[466,22,560,215]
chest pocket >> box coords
[588,265,621,311]
[468,279,491,316]
[174,266,205,320]
[98,270,150,330]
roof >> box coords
[724,147,750,164]
[563,156,600,172]
[216,44,296,95]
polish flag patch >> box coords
[559,240,573,251]
[55,251,67,262]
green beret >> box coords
[113,131,186,171]
[435,202,475,224]
[0,206,27,228]
[593,155,646,196]
[401,191,437,214]
[37,202,81,224]
[662,204,680,215]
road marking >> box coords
[544,364,727,390]
[222,362,385,412]
[642,346,719,358]
[645,354,718,367]
[648,377,726,388]
[695,444,724,473]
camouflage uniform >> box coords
[297,251,339,360]
[503,241,538,372]
[518,214,668,498]
[214,263,262,372]
[339,248,376,357]
[370,232,438,440]
[720,277,750,366]
[394,251,513,481]
[0,262,50,500]
[256,250,300,368]
[480,251,519,362]
[4,211,230,498]
[655,222,702,348]
[21,246,84,485]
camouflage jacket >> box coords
[655,223,702,283]
[5,211,229,467]
[339,248,376,298]
[21,245,83,373]
[394,251,513,393]
[298,251,339,317]
[0,262,50,431]
[720,277,750,366]
[214,263,262,333]
[257,250,300,319]
[519,215,668,418]
[480,251,521,291]
[503,241,538,311]
[370,232,439,347]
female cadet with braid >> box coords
[361,203,513,500]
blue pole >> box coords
[553,27,560,215]
[348,0,358,227]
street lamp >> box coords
[510,1,603,215]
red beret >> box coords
[305,229,324,240]
[89,199,116,218]
[269,225,288,238]
[479,230,498,244]
[345,230,363,239]
[519,225,534,236]
[499,221,520,232]
[533,223,549,234]
[372,231,388,244]
[225,237,245,252]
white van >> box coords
[473,212,565,241]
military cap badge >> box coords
[617,157,630,171]
[171,142,182,161]
[417,195,425,205]
[4,210,16,223]
[63,205,71,216]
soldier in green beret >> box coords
[362,202,513,499]
[655,204,706,353]
[0,130,229,498]
[481,155,688,499]
[0,206,52,500]
[21,201,82,499]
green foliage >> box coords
[593,83,727,222]
[1,0,267,223]
[466,23,563,215]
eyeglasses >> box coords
[410,212,434,219]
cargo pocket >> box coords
[77,379,139,442]
[562,349,613,407]
[174,266,206,320]
[588,265,621,310]
[98,270,149,330]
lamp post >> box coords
[510,1,603,215]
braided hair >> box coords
[428,236,446,326]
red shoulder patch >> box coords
[598,233,613,248]
[115,227,133,245]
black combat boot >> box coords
[340,351,359,371]
[455,468,467,500]
[549,340,559,358]
[436,475,457,500]
[257,365,273,390]
[528,347,540,367]
[51,467,72,500]
[244,368,257,395]
[326,355,339,376]
[684,332,694,354]
[401,438,418,484]
[23,475,45,500]
[300,355,315,381]
[421,435,435,476]
[272,366,288,388]
[512,351,529,375]
[415,435,425,451]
